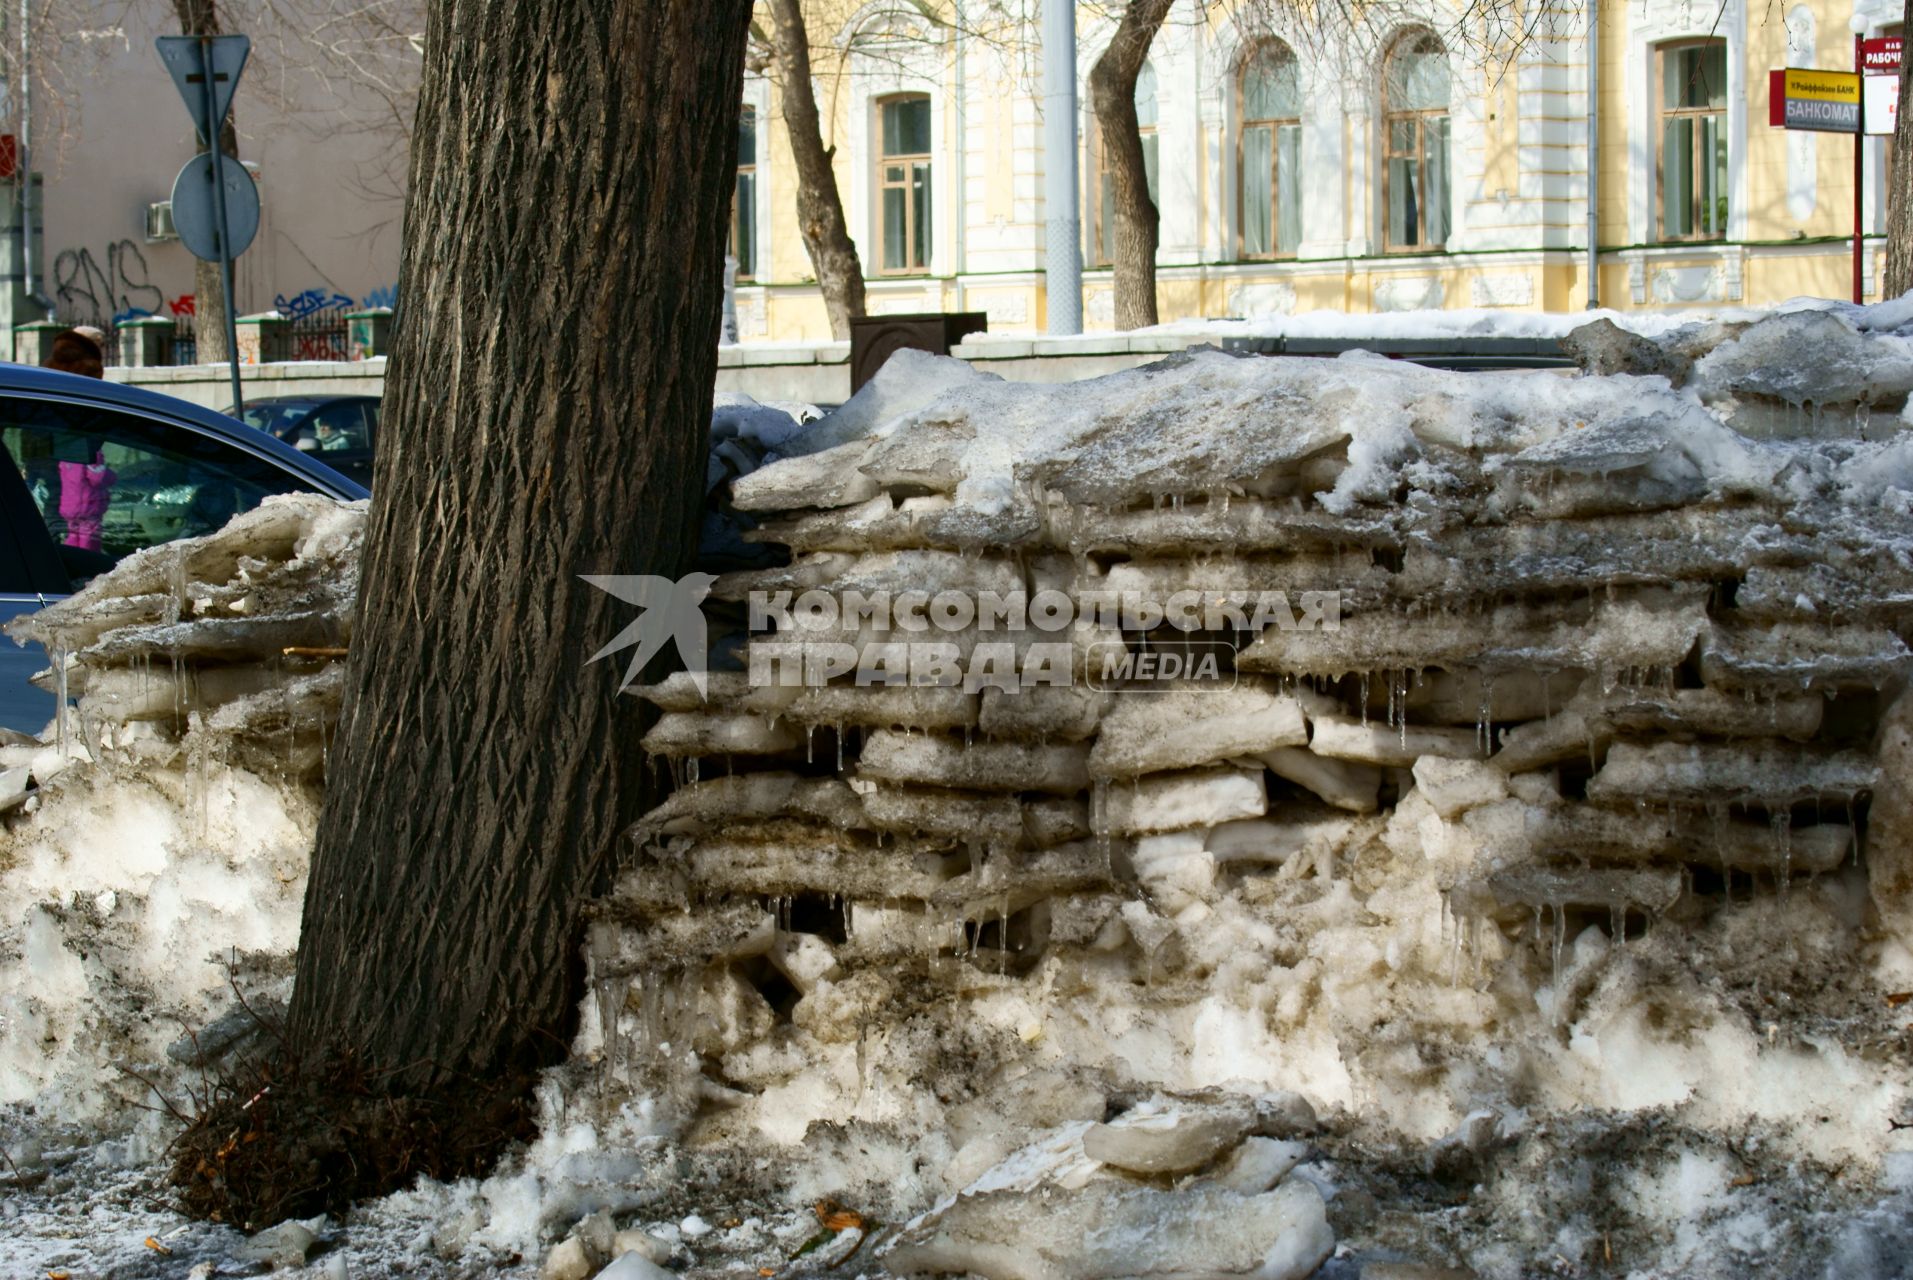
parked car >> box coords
[230,394,378,489]
[0,367,368,732]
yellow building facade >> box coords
[729,0,1904,343]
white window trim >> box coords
[1627,0,1748,245]
[1372,26,1469,257]
[842,11,950,280]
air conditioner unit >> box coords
[144,201,178,243]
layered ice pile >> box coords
[581,310,1913,1277]
[0,494,361,1137]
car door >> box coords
[0,392,322,734]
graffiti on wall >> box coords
[274,287,356,319]
[53,240,166,327]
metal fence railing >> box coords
[285,313,351,362]
[52,308,371,368]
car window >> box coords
[292,403,372,455]
[0,394,306,586]
[239,400,323,438]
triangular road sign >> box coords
[156,35,249,145]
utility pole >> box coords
[1043,0,1082,334]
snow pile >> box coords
[576,340,1913,1277]
[1128,290,1913,344]
[0,494,362,1135]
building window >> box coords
[877,94,932,274]
[732,105,758,280]
[1382,31,1451,252]
[1091,63,1161,267]
[1239,41,1302,258]
[1657,40,1728,241]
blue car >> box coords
[0,366,369,733]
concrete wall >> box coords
[20,2,411,331]
[107,337,1196,410]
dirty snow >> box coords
[9,317,1913,1278]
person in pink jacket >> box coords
[56,454,116,551]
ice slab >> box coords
[1089,682,1307,778]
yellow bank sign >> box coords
[1768,67,1862,133]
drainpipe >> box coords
[18,0,50,315]
[1042,0,1081,333]
[953,18,966,311]
[1585,0,1600,310]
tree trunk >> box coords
[262,0,747,1203]
[172,0,237,365]
[768,0,865,340]
[1888,0,1913,299]
[1088,0,1173,330]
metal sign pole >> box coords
[1855,33,1865,306]
[197,36,244,415]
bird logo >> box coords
[581,572,715,697]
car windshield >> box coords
[236,399,326,437]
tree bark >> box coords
[172,0,238,365]
[1888,0,1913,299]
[1088,0,1173,330]
[289,0,749,1103]
[768,0,866,340]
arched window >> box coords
[1657,39,1728,240]
[732,105,758,280]
[1382,31,1451,251]
[1238,41,1301,259]
[1091,63,1160,267]
[876,93,933,273]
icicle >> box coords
[52,636,68,756]
[1359,672,1370,728]
[1550,902,1566,996]
[806,724,815,764]
[1477,674,1494,758]
[1772,809,1793,896]
[686,756,699,784]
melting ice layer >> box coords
[0,494,362,1133]
[600,313,1913,1276]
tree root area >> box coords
[169,1056,537,1231]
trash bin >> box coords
[848,311,988,392]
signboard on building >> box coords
[1863,37,1903,137]
[1866,75,1899,135]
[1768,67,1862,132]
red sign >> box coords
[0,135,15,180]
[1863,36,1902,74]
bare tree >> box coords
[764,0,866,340]
[1088,0,1172,328]
[171,0,239,362]
[174,0,753,1221]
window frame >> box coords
[874,92,934,276]
[1380,30,1452,254]
[732,103,758,281]
[1236,40,1302,262]
[1654,38,1730,244]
